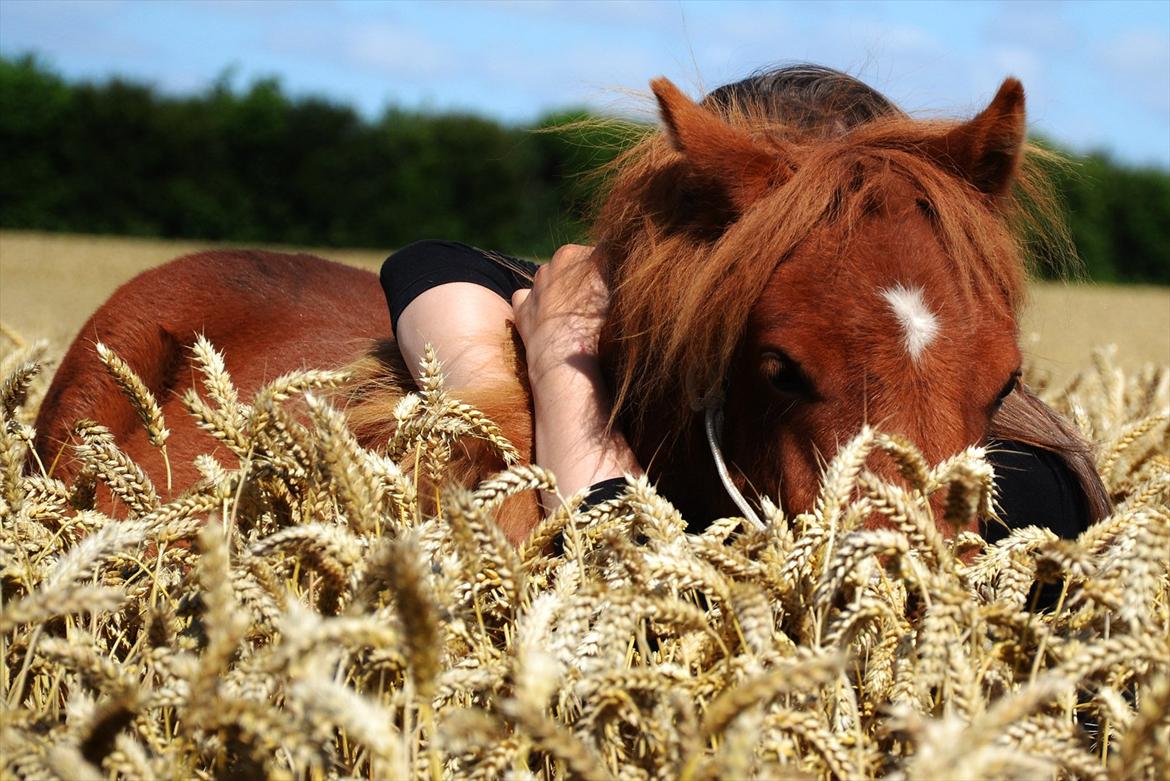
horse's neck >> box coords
[597,328,738,524]
[619,397,733,525]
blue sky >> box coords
[1,0,1167,168]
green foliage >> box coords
[1046,150,1170,283]
[1,54,1165,282]
[0,55,631,257]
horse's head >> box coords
[598,72,1044,529]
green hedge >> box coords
[1,55,1165,282]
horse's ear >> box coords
[651,77,792,210]
[923,78,1026,200]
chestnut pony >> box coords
[33,68,1107,543]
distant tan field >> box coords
[2,230,1167,383]
[0,231,387,344]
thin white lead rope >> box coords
[703,402,766,531]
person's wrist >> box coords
[525,338,602,389]
[530,365,613,452]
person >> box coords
[384,240,638,512]
[380,65,1097,540]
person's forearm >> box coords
[530,358,642,510]
[509,244,640,512]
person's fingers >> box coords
[511,288,530,309]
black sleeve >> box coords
[548,477,630,557]
[983,440,1093,543]
[380,240,538,337]
[579,477,628,510]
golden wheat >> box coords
[1,332,1167,780]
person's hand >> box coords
[510,244,641,506]
[510,244,607,386]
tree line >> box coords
[1,55,1166,283]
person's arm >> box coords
[511,245,643,510]
[385,240,642,511]
[396,282,518,391]
[384,241,536,391]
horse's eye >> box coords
[994,371,1021,408]
[760,350,814,398]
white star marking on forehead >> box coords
[881,284,940,363]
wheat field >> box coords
[0,230,1168,780]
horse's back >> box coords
[34,249,390,485]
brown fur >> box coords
[35,251,390,491]
[343,335,538,543]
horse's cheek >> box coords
[771,419,825,516]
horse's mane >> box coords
[592,67,1071,441]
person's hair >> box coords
[702,63,905,134]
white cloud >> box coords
[1095,29,1170,115]
[485,0,678,29]
[982,0,1081,53]
[343,23,454,79]
[0,0,159,62]
[258,15,457,84]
